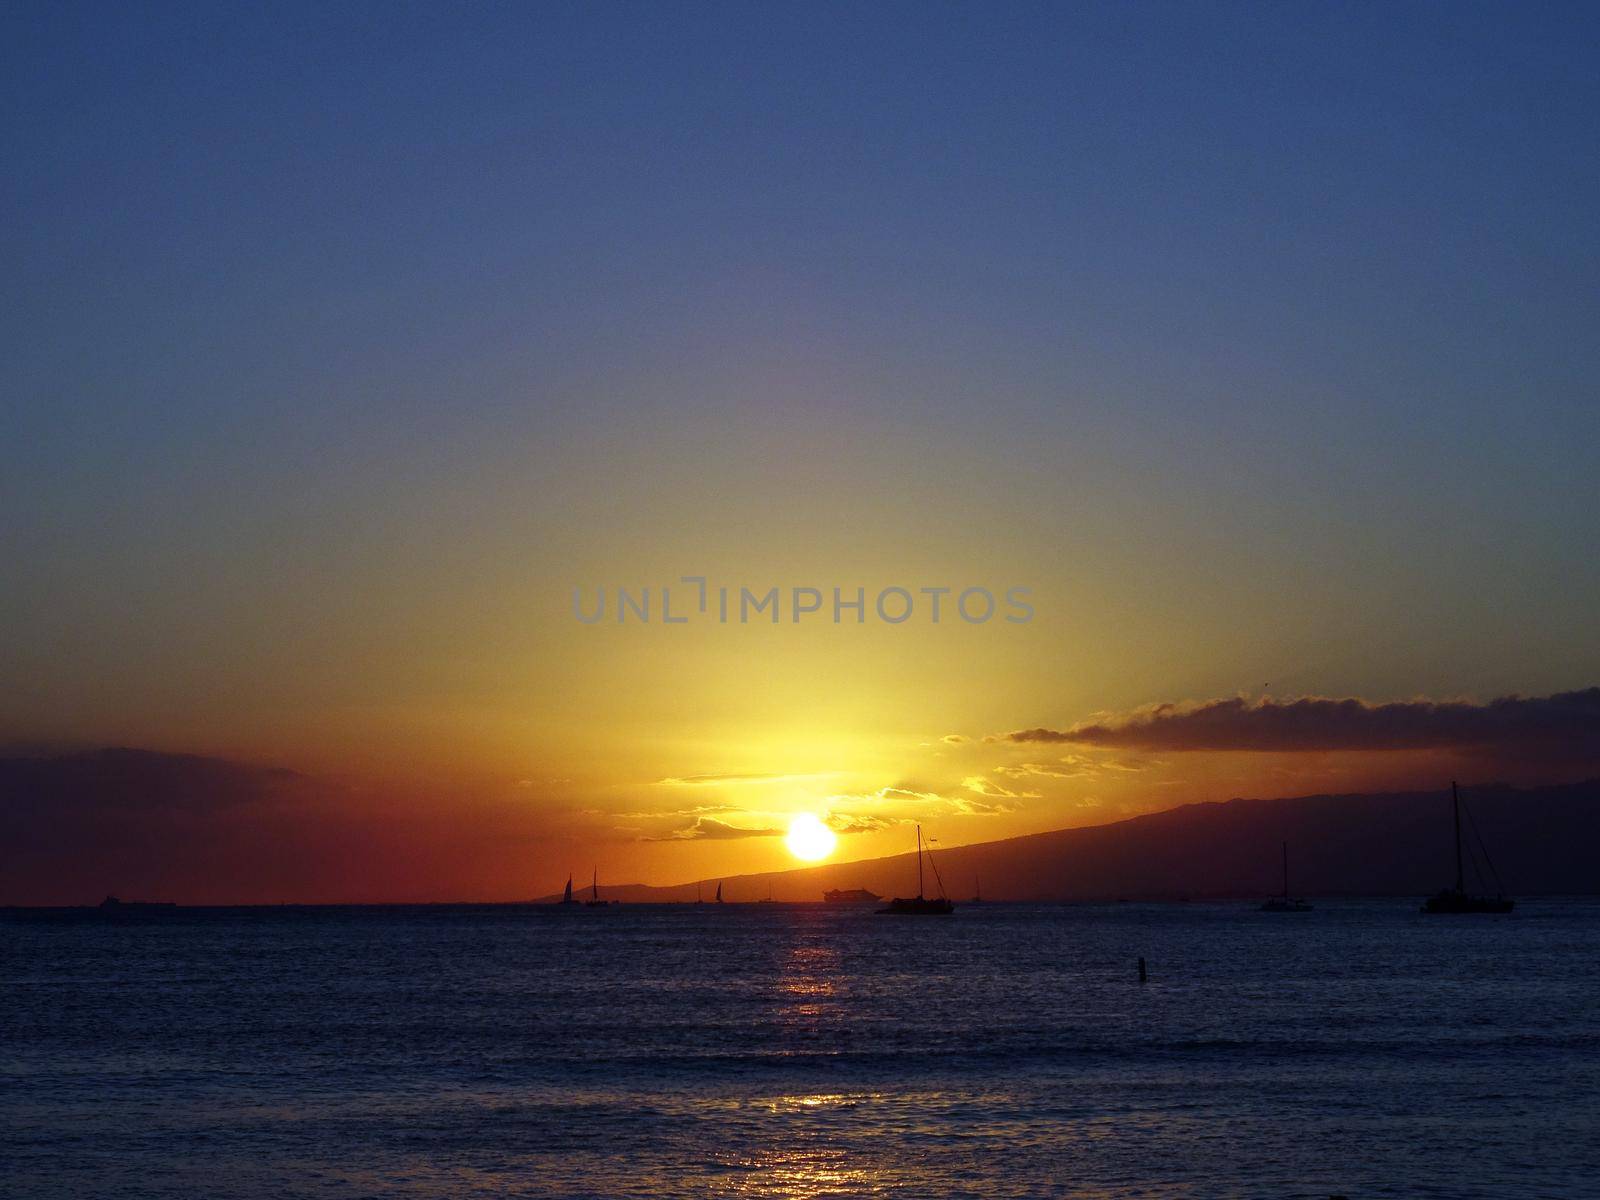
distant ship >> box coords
[715,881,723,904]
[756,881,778,904]
[823,887,880,904]
[969,875,983,905]
[1260,842,1313,912]
[98,895,176,913]
[1422,782,1514,914]
[878,826,954,915]
[557,875,579,905]
[585,868,613,907]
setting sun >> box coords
[785,813,838,862]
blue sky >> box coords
[3,1,1598,772]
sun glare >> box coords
[785,813,838,862]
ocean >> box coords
[3,900,1597,1198]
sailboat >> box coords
[584,867,613,907]
[715,881,723,904]
[1260,842,1312,912]
[969,875,983,905]
[878,825,954,915]
[557,875,578,905]
[1422,782,1514,914]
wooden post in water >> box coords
[1138,956,1147,984]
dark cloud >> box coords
[1006,688,1600,755]
[0,748,324,905]
[0,747,301,815]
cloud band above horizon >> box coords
[1007,688,1600,754]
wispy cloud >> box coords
[644,808,897,841]
[656,772,831,787]
[644,816,785,841]
[614,804,744,820]
[961,776,1034,800]
[827,785,946,808]
[825,813,895,834]
[823,782,1018,819]
[952,796,1019,814]
[994,760,1093,780]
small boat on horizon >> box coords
[715,881,723,904]
[1422,782,1514,914]
[878,826,954,915]
[98,895,177,913]
[585,868,613,907]
[557,875,579,905]
[1260,842,1313,912]
[823,887,880,904]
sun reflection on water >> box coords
[773,944,845,1029]
[715,1093,895,1198]
[719,1145,885,1197]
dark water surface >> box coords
[4,900,1598,1198]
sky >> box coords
[3,2,1599,903]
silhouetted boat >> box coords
[823,887,880,903]
[1260,842,1313,912]
[557,875,578,905]
[1422,782,1514,914]
[98,894,176,913]
[878,826,954,915]
[585,868,612,907]
[969,875,983,905]
[756,881,777,904]
[715,881,723,904]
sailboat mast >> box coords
[1281,841,1289,901]
[1451,781,1464,893]
[917,825,924,899]
[592,867,598,901]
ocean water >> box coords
[3,900,1598,1199]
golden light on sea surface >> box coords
[785,813,837,862]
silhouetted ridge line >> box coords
[528,780,1600,905]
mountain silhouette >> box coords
[540,780,1600,903]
